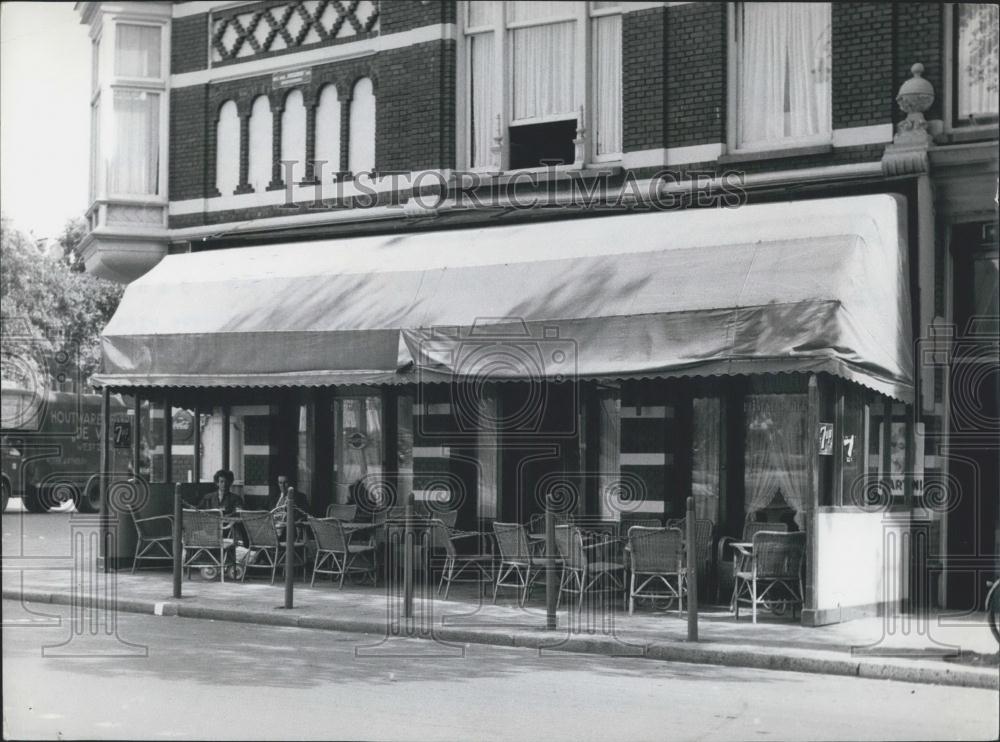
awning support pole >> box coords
[173,483,182,598]
[164,398,173,483]
[100,387,111,574]
[404,492,414,619]
[545,492,557,630]
[221,405,230,471]
[193,407,201,484]
[285,487,296,609]
[686,496,698,642]
[132,394,141,481]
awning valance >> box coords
[94,194,914,402]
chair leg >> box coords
[628,572,635,616]
[751,578,757,625]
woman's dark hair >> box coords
[213,469,235,485]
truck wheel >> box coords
[22,486,52,513]
[1,479,9,512]
[76,478,101,514]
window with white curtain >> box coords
[464,1,622,170]
[248,95,273,192]
[734,2,831,150]
[215,100,240,196]
[115,23,161,79]
[314,84,342,177]
[109,89,160,195]
[954,3,1000,124]
[281,89,307,184]
[348,77,376,174]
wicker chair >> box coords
[619,514,662,530]
[326,503,357,521]
[429,519,493,599]
[626,526,686,614]
[132,512,174,573]
[720,520,790,607]
[733,531,806,623]
[554,524,625,610]
[182,509,236,581]
[309,516,376,589]
[492,522,550,606]
[237,509,281,583]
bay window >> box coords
[109,89,160,196]
[954,3,999,126]
[463,1,623,171]
[733,2,831,151]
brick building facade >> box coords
[78,2,997,623]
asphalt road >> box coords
[3,598,998,742]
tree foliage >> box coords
[1,215,124,390]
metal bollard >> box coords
[545,494,557,629]
[404,493,414,619]
[686,496,698,642]
[173,483,182,598]
[284,487,295,609]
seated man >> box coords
[197,469,244,515]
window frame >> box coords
[944,3,1000,135]
[100,17,169,203]
[459,1,623,173]
[726,2,833,154]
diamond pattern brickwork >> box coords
[211,1,379,64]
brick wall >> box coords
[375,40,455,172]
[170,85,209,201]
[894,3,944,123]
[665,2,726,148]
[833,3,894,129]
[171,13,208,74]
[622,7,666,152]
[380,0,454,35]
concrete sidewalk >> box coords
[3,565,997,690]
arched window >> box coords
[248,95,272,192]
[314,84,341,179]
[281,89,307,184]
[348,77,375,174]
[214,100,239,196]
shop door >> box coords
[947,224,999,609]
[333,396,385,511]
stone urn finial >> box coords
[896,63,935,137]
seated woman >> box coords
[198,469,244,515]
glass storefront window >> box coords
[169,406,196,483]
[744,392,809,528]
[228,405,274,498]
[333,396,384,507]
[691,396,721,523]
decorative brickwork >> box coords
[665,1,727,148]
[832,3,894,129]
[169,85,210,202]
[211,0,380,65]
[622,7,666,152]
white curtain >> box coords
[509,2,569,23]
[215,100,240,196]
[592,13,622,155]
[314,84,341,178]
[738,2,831,147]
[744,394,809,528]
[110,90,159,195]
[281,89,307,184]
[512,21,575,121]
[349,77,376,174]
[115,23,160,78]
[476,391,499,519]
[470,33,497,168]
[248,95,272,192]
[957,4,1000,118]
[692,397,720,523]
[598,391,621,519]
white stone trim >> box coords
[832,124,893,147]
[172,2,246,19]
[623,2,670,12]
[171,24,457,88]
[168,169,453,216]
[622,143,726,169]
[621,453,666,466]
